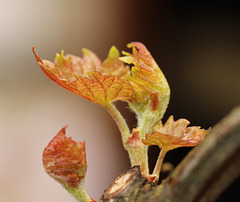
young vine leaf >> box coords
[42,127,95,201]
[42,126,87,188]
[142,116,209,151]
[33,47,133,106]
[120,42,170,103]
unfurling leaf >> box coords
[42,127,95,202]
[120,42,170,102]
[120,42,171,141]
[42,126,87,188]
[142,116,209,151]
[33,47,133,106]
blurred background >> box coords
[0,0,239,201]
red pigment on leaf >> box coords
[120,42,169,103]
[143,116,209,151]
[42,126,87,188]
[33,47,133,106]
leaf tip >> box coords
[32,46,43,64]
[108,46,120,58]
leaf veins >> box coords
[142,116,209,151]
[33,47,133,106]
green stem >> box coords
[64,180,92,202]
[137,115,156,138]
[134,115,156,177]
[151,149,168,183]
[127,144,149,177]
[105,103,149,177]
[105,103,131,148]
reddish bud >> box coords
[42,126,87,188]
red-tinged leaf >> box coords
[73,71,133,105]
[42,126,87,188]
[120,42,170,102]
[142,116,209,151]
[33,47,133,106]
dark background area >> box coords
[129,1,240,201]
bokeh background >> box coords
[0,1,239,201]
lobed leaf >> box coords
[120,42,170,140]
[33,47,133,106]
[42,126,87,188]
[142,116,209,151]
[120,42,170,102]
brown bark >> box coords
[101,106,240,201]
